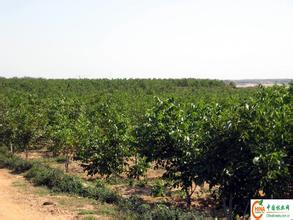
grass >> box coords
[0,155,119,219]
[34,187,52,196]
[12,180,28,188]
[56,196,97,209]
[0,148,206,219]
[11,177,57,199]
[82,217,97,220]
[98,205,118,216]
[78,209,97,215]
[8,171,107,218]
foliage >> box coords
[151,180,166,197]
[199,86,292,216]
[80,102,131,177]
[0,78,291,218]
[47,97,89,171]
[127,156,150,180]
[25,164,84,194]
[95,179,105,188]
[135,97,203,207]
[135,86,292,216]
[0,94,46,157]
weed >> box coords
[78,210,97,215]
[151,180,166,197]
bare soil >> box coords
[0,168,75,220]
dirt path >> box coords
[0,168,74,220]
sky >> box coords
[0,0,292,79]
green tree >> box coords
[201,86,292,218]
[80,103,131,177]
[11,94,46,158]
[135,97,203,207]
[0,95,15,152]
[48,97,89,172]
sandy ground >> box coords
[0,168,74,220]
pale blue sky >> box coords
[0,0,292,79]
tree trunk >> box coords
[25,145,28,160]
[65,155,70,173]
[53,150,58,157]
[135,155,140,180]
[242,200,250,219]
[184,187,192,209]
[227,193,233,220]
[223,197,228,218]
[10,143,14,155]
